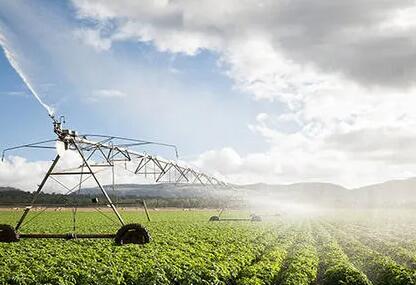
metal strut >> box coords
[2,118,227,244]
[15,155,61,231]
[72,141,125,226]
[14,139,126,232]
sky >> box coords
[1,0,416,191]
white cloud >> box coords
[0,156,50,191]
[83,89,127,103]
[74,28,112,51]
[381,6,416,30]
[0,147,86,192]
[91,89,126,98]
[67,0,416,187]
[0,151,162,193]
[193,147,242,175]
[3,1,416,188]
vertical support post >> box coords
[218,208,224,218]
[73,165,84,233]
[142,200,151,222]
[16,155,61,231]
[73,142,125,226]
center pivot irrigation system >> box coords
[0,115,226,245]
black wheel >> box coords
[115,223,151,245]
[0,224,19,243]
[209,216,220,221]
[251,215,262,222]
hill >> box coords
[242,179,416,208]
[1,178,416,208]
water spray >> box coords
[0,27,227,245]
[0,31,55,118]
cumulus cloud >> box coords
[92,89,126,97]
[74,28,112,51]
[72,0,416,90]
[66,0,416,187]
[0,156,50,191]
[0,150,159,193]
[2,0,416,188]
[193,147,242,175]
[0,146,86,192]
[85,89,127,102]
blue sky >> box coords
[2,0,416,189]
[0,0,275,161]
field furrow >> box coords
[235,224,296,285]
[313,222,372,285]
[324,222,416,285]
[2,210,416,285]
[274,221,319,285]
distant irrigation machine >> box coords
[0,117,226,245]
[208,196,263,222]
[209,211,262,222]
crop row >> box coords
[235,224,296,285]
[324,222,416,285]
[313,222,371,285]
[331,222,416,270]
[0,211,281,285]
[273,221,318,285]
[2,210,416,285]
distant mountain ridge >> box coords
[80,183,235,198]
[242,179,416,207]
[242,182,347,192]
[0,187,21,192]
[2,178,416,208]
[111,179,416,208]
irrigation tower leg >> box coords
[73,142,125,226]
[142,200,151,222]
[15,155,61,231]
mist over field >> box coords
[79,178,416,209]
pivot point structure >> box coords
[0,117,225,244]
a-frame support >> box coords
[14,140,125,233]
[73,142,125,225]
[15,154,61,231]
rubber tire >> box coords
[115,223,151,245]
[0,224,19,242]
[251,215,262,222]
[209,216,220,221]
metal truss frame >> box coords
[1,119,226,241]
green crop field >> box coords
[1,209,416,285]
